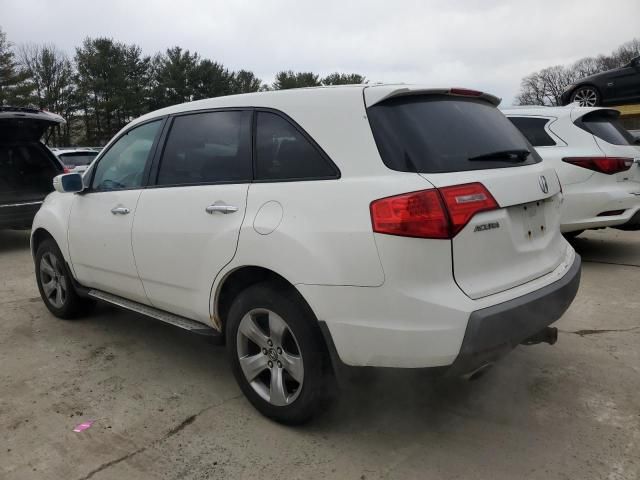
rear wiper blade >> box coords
[468,149,531,162]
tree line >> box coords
[515,38,640,106]
[0,27,366,146]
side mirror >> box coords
[53,173,84,193]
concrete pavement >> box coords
[1,228,638,480]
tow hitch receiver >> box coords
[521,326,558,346]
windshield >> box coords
[367,95,540,173]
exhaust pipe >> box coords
[463,363,493,381]
[522,327,558,346]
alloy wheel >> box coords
[572,88,598,107]
[236,308,304,406]
[39,252,67,309]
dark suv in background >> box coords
[561,56,640,107]
[0,107,66,229]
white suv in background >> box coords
[503,105,640,237]
[32,86,581,424]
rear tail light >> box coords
[562,157,633,175]
[370,183,498,239]
[63,167,71,174]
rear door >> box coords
[366,93,567,299]
[132,110,252,323]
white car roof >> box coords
[127,84,501,130]
[501,104,620,122]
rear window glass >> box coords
[367,96,541,173]
[255,112,338,181]
[157,111,252,186]
[508,117,556,147]
[577,110,635,146]
[58,151,98,167]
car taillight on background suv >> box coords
[370,182,498,239]
[562,157,634,175]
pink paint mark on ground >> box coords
[73,420,94,432]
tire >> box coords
[563,230,584,240]
[226,282,330,424]
[35,238,95,319]
[570,86,600,107]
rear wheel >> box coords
[226,282,330,424]
[570,86,600,106]
[35,239,94,319]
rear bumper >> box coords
[613,209,640,231]
[561,184,640,232]
[0,201,42,229]
[315,251,581,378]
[446,253,581,376]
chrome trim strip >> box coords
[87,289,219,335]
[0,201,43,208]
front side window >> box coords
[91,120,162,191]
[156,110,252,186]
[255,112,338,181]
[508,117,556,147]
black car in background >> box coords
[0,107,66,229]
[561,56,640,107]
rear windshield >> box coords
[58,151,98,167]
[577,110,635,146]
[367,96,540,173]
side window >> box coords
[255,112,338,181]
[91,120,162,191]
[157,111,252,186]
[508,117,556,147]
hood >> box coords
[0,107,65,142]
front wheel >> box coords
[226,282,330,424]
[570,86,600,106]
[35,239,95,319]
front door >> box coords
[132,110,252,322]
[68,119,163,303]
[611,60,640,101]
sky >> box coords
[1,0,639,105]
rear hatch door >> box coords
[0,107,65,142]
[0,108,65,205]
[366,90,567,299]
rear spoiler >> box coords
[363,86,501,108]
[569,106,620,123]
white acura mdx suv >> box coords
[32,85,581,424]
[503,105,640,237]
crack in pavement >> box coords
[75,395,242,480]
[560,326,640,337]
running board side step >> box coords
[87,289,221,338]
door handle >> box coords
[111,207,131,215]
[206,203,238,214]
